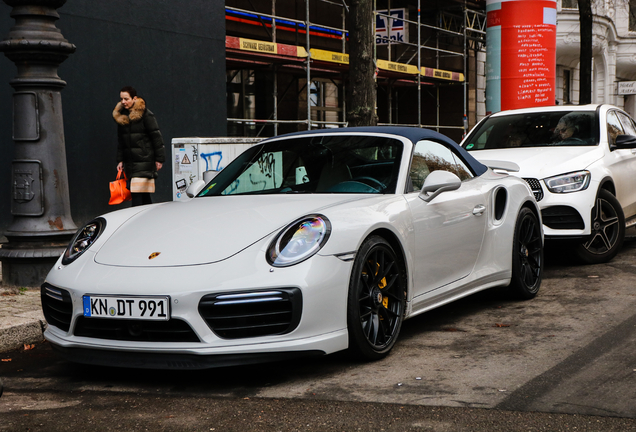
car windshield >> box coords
[197,135,404,196]
[463,110,598,150]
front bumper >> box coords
[42,249,352,368]
[526,177,597,238]
[45,329,339,369]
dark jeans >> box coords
[131,192,152,207]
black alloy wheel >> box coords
[575,189,625,264]
[347,236,405,360]
[509,207,543,299]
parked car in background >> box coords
[462,104,636,264]
[41,127,542,370]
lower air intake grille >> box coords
[523,178,544,202]
[41,284,73,332]
[198,288,302,339]
[541,206,585,230]
[74,317,200,342]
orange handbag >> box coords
[109,168,132,205]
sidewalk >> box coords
[0,267,45,353]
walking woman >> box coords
[113,86,165,206]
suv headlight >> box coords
[62,218,106,265]
[267,215,331,267]
[544,171,590,194]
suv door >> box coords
[605,110,636,220]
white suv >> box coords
[462,104,636,264]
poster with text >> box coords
[486,0,557,114]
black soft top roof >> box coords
[265,126,488,176]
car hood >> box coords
[94,195,369,267]
[468,147,603,179]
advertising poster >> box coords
[486,0,557,114]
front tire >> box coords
[575,189,625,264]
[347,236,405,360]
[509,207,543,299]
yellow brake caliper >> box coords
[371,261,389,310]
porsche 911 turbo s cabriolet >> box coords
[41,126,543,369]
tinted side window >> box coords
[617,112,636,136]
[607,111,625,146]
[409,140,472,192]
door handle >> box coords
[473,205,486,216]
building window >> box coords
[562,0,578,9]
[227,70,256,136]
[309,79,342,128]
[563,69,572,104]
[630,0,636,31]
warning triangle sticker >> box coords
[181,154,191,164]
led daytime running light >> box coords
[545,170,590,194]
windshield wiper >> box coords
[280,189,309,194]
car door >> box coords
[605,110,636,219]
[405,140,488,297]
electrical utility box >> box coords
[171,137,263,201]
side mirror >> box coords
[186,179,206,198]
[613,134,636,149]
[419,170,461,202]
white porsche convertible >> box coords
[42,127,543,369]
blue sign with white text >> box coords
[376,9,407,45]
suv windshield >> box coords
[464,110,598,150]
[197,135,404,196]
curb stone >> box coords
[0,289,46,353]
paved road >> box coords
[2,239,636,430]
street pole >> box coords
[0,0,77,286]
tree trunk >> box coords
[578,0,593,104]
[346,0,377,126]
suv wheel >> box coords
[575,189,625,264]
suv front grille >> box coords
[199,288,302,339]
[41,284,73,332]
[74,317,200,342]
[541,206,585,230]
[523,178,544,202]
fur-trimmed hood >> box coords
[113,97,146,125]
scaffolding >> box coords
[225,0,486,139]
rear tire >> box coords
[347,236,406,360]
[509,207,543,300]
[575,189,625,264]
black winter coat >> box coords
[113,98,166,179]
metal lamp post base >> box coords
[0,0,78,286]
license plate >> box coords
[83,295,170,321]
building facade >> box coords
[556,0,636,116]
[224,0,486,143]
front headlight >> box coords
[267,215,331,267]
[62,218,106,265]
[544,170,590,194]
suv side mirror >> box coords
[419,170,461,202]
[613,134,636,149]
